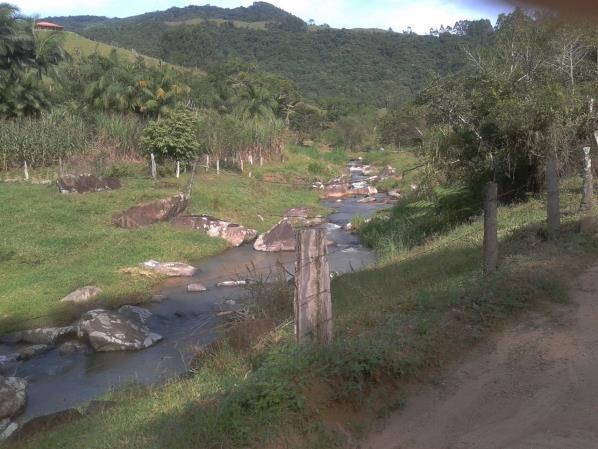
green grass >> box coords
[56,32,199,73]
[11,178,598,449]
[0,158,326,333]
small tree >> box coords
[141,108,202,165]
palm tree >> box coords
[0,4,35,77]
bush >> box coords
[141,108,202,163]
[0,110,90,170]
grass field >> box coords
[10,174,598,449]
[0,147,345,333]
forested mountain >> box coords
[45,2,494,108]
[44,2,303,33]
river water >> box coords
[0,163,390,423]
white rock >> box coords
[140,260,197,277]
[60,286,102,304]
[77,309,162,352]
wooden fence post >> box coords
[483,181,498,274]
[216,159,220,175]
[176,161,180,179]
[546,154,560,239]
[294,229,333,345]
[23,161,29,181]
[206,154,210,172]
[150,153,157,180]
[581,146,593,211]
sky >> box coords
[15,0,512,34]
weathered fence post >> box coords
[185,161,197,199]
[23,161,29,181]
[176,161,180,179]
[546,154,560,239]
[240,158,244,173]
[483,181,498,274]
[150,153,157,180]
[216,159,220,175]
[206,154,210,172]
[581,146,593,211]
[294,228,333,345]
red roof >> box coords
[35,21,64,30]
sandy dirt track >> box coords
[363,264,598,449]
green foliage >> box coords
[0,109,90,167]
[0,5,67,117]
[416,10,598,193]
[141,108,202,162]
[76,13,490,108]
[360,185,480,258]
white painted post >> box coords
[150,153,157,179]
[206,154,210,172]
[240,158,244,173]
[581,146,593,211]
[176,161,180,179]
[294,228,333,345]
[216,159,220,175]
[23,161,29,181]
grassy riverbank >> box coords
[0,146,349,333]
[10,176,598,448]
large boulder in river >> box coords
[60,286,102,305]
[57,174,121,194]
[254,220,296,252]
[0,376,27,420]
[140,260,197,277]
[112,193,189,228]
[77,309,162,352]
[171,215,257,247]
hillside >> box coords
[44,2,302,33]
[58,31,163,66]
[44,2,494,107]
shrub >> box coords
[141,108,203,163]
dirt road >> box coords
[363,264,598,449]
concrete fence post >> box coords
[150,153,157,180]
[294,228,333,345]
[581,146,593,212]
[483,181,498,274]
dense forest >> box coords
[45,2,494,108]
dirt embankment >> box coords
[363,264,598,449]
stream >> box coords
[0,161,391,425]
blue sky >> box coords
[16,0,512,34]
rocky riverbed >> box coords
[0,159,400,439]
